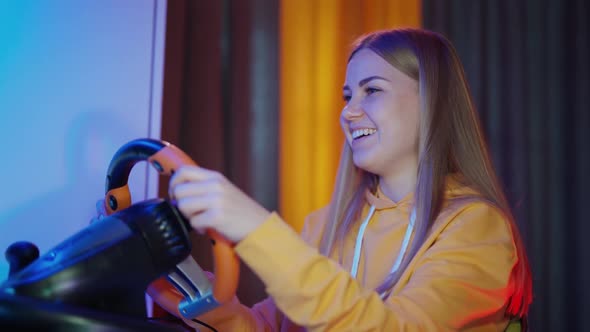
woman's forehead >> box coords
[345,49,416,88]
[347,49,391,76]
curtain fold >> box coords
[160,0,279,307]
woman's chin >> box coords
[352,154,377,173]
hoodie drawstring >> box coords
[350,205,376,278]
[350,206,416,280]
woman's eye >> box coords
[365,87,380,95]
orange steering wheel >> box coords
[103,138,239,318]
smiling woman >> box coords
[161,28,532,331]
[341,49,420,201]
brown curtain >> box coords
[423,0,590,331]
[160,0,279,306]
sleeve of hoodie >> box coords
[234,203,519,331]
[187,208,329,332]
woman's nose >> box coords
[342,101,364,120]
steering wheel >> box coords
[103,138,239,318]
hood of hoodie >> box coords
[364,173,482,211]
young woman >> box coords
[169,28,533,331]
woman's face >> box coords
[341,48,420,178]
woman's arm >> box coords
[187,209,327,331]
[235,204,518,331]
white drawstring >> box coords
[350,206,416,281]
[350,205,376,278]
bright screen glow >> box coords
[0,1,165,279]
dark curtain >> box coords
[423,0,590,331]
[160,0,279,306]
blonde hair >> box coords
[319,29,532,317]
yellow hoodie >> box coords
[194,177,520,331]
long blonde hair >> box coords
[319,29,532,317]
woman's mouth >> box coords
[351,128,377,141]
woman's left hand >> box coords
[169,166,271,243]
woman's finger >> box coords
[175,194,217,221]
[170,166,220,187]
[169,166,223,199]
[172,178,224,200]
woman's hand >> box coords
[169,166,271,243]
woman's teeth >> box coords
[352,128,377,139]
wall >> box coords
[0,0,166,279]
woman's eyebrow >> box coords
[343,75,390,91]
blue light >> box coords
[0,1,163,280]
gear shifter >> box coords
[5,241,39,277]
